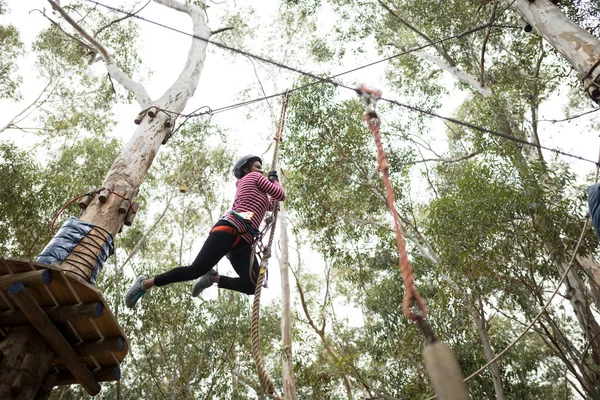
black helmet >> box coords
[233,154,262,179]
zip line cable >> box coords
[86,0,491,129]
[86,0,491,88]
[85,0,599,166]
[377,96,600,166]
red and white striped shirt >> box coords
[225,172,286,243]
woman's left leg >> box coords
[218,241,260,295]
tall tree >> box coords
[279,204,297,400]
[0,0,23,100]
[0,0,215,397]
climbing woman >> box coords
[125,154,286,309]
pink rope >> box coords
[360,87,427,321]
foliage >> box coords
[0,137,120,259]
[4,0,600,398]
[0,0,23,100]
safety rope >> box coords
[357,85,427,321]
[250,90,290,399]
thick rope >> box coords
[358,86,427,321]
[250,90,289,398]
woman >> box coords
[125,154,286,309]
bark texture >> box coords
[279,204,297,400]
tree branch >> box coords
[94,0,152,38]
[32,8,96,53]
[413,51,493,97]
[153,0,210,106]
[47,0,152,107]
[378,0,455,66]
[212,26,234,35]
[479,2,497,88]
[0,79,55,134]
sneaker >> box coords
[125,275,148,309]
[192,269,217,297]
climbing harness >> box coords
[229,210,261,237]
[357,85,469,400]
[250,90,290,400]
[210,225,243,248]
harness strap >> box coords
[210,225,242,248]
[230,210,260,237]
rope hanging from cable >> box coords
[250,89,290,400]
[357,85,469,400]
[357,85,427,322]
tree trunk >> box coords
[279,204,297,400]
[576,254,600,310]
[413,51,492,97]
[472,296,507,400]
[506,0,600,103]
[553,254,600,368]
[0,0,210,398]
[510,135,600,379]
[0,328,55,398]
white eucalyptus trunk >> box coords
[0,1,211,398]
[507,0,600,102]
[279,204,297,400]
[471,300,507,400]
[79,0,210,245]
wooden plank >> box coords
[44,268,107,370]
[57,270,129,364]
[56,367,120,386]
[0,290,14,312]
[7,282,101,396]
[0,257,10,274]
[4,258,29,273]
[71,337,126,357]
[0,302,104,326]
[0,259,128,371]
[0,269,52,290]
[51,275,112,371]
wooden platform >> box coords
[0,258,128,395]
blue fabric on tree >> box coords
[588,184,600,240]
[37,217,114,285]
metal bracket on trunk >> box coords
[581,60,600,104]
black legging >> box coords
[153,220,259,295]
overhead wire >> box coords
[537,107,600,123]
[86,0,490,88]
[86,0,599,166]
[377,96,600,165]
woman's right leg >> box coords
[219,241,259,295]
[153,230,236,287]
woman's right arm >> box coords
[255,173,286,201]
